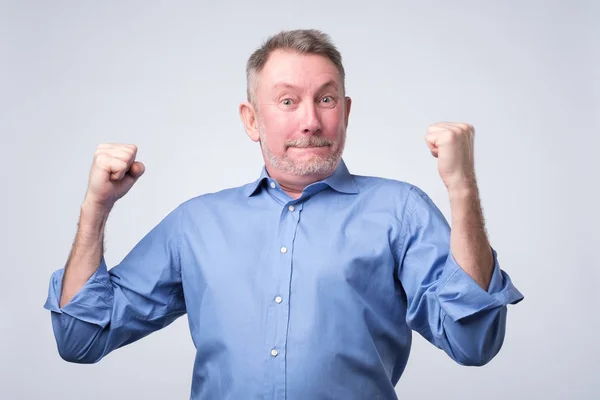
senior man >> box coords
[45,29,523,399]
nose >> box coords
[301,102,321,134]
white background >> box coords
[1,1,598,399]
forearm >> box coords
[448,181,494,290]
[59,200,110,308]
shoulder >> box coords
[352,173,429,203]
[176,181,254,213]
[350,173,442,223]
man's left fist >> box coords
[425,122,476,191]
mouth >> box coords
[289,146,329,151]
[288,144,330,149]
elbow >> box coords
[51,313,106,364]
[453,345,501,367]
[448,308,507,367]
[451,333,504,367]
[55,333,105,364]
[57,345,100,364]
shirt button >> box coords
[270,182,276,189]
[275,296,283,304]
[271,348,279,357]
[280,246,287,254]
[288,205,295,212]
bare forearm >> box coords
[59,201,110,308]
[448,182,494,291]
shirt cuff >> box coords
[43,258,114,328]
[435,248,524,322]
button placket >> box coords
[266,199,303,396]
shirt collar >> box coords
[245,158,359,197]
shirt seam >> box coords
[401,186,452,334]
[396,186,419,260]
[433,264,461,297]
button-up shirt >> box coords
[44,159,523,399]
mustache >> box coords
[285,136,334,149]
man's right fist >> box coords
[83,143,145,211]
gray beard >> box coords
[258,130,345,176]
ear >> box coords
[239,102,260,142]
[344,96,352,128]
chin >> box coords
[287,156,339,176]
[263,142,343,177]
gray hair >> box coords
[245,29,346,107]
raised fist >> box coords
[83,143,145,211]
[425,122,476,191]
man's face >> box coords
[251,50,351,177]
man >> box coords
[44,29,523,399]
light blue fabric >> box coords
[44,159,523,399]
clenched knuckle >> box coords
[95,152,107,162]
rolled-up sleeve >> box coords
[43,204,187,364]
[396,186,523,366]
[44,258,113,328]
[436,248,523,322]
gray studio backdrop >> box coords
[1,1,598,399]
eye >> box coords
[281,98,293,106]
[320,96,336,106]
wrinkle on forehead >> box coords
[270,80,340,94]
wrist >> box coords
[447,179,478,200]
[80,198,112,227]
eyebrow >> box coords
[271,80,339,93]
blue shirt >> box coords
[44,159,523,399]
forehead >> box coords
[257,49,342,90]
